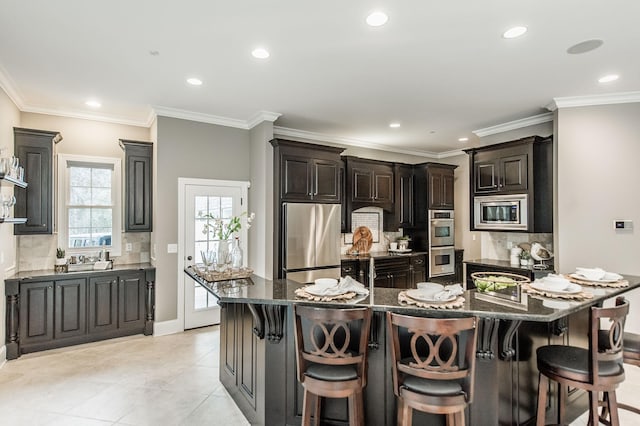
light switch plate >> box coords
[167,243,178,253]
[614,220,633,230]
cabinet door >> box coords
[351,166,374,202]
[390,270,410,289]
[123,142,153,232]
[281,155,311,201]
[410,255,427,287]
[312,159,340,202]
[429,171,444,209]
[475,160,498,193]
[499,154,528,192]
[373,273,393,288]
[118,273,145,331]
[19,281,54,345]
[88,275,118,333]
[442,172,455,209]
[341,260,358,280]
[14,128,55,234]
[55,278,87,339]
[395,165,414,227]
[373,166,394,204]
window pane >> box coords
[92,169,111,188]
[92,188,111,206]
[69,208,91,228]
[195,196,208,216]
[69,167,91,186]
[70,187,91,205]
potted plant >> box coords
[519,250,531,266]
[397,236,411,250]
[55,248,68,272]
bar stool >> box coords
[293,305,372,426]
[600,329,640,417]
[536,298,629,426]
[386,312,478,426]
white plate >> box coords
[569,272,623,283]
[304,284,347,297]
[531,281,582,294]
[389,248,412,253]
[405,289,456,303]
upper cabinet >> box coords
[345,157,394,211]
[120,140,153,232]
[13,127,62,235]
[465,135,553,232]
[426,163,456,210]
[272,139,344,203]
[393,164,414,228]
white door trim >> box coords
[177,177,250,332]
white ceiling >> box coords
[1,0,639,157]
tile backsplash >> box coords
[17,232,151,271]
[341,206,402,254]
[480,232,553,261]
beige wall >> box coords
[155,116,251,322]
[555,103,640,332]
[0,87,21,358]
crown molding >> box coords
[152,105,248,129]
[437,149,466,159]
[273,126,447,159]
[20,104,152,128]
[247,111,282,129]
[0,64,25,110]
[472,113,554,138]
[546,91,640,111]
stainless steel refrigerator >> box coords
[282,203,341,283]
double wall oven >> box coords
[428,210,455,277]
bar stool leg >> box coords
[397,398,412,426]
[356,390,364,426]
[312,393,321,426]
[557,382,566,425]
[536,373,548,426]
[607,391,620,426]
[302,389,313,426]
[348,393,358,426]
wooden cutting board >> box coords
[349,226,373,254]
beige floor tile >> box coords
[180,394,250,426]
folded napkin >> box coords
[306,276,369,296]
[433,284,464,300]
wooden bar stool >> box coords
[293,305,372,426]
[536,298,629,426]
[386,312,478,426]
[601,330,640,417]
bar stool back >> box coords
[386,312,478,426]
[293,305,372,426]
[536,297,629,426]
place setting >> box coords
[523,274,594,300]
[295,276,370,302]
[563,267,629,288]
[398,282,465,309]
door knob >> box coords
[187,255,192,261]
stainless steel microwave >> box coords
[474,194,528,231]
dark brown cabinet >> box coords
[4,267,155,359]
[346,157,394,208]
[474,152,528,194]
[55,278,87,339]
[427,164,455,209]
[341,259,358,280]
[13,127,61,235]
[373,257,411,289]
[272,139,344,203]
[120,140,153,232]
[393,164,414,228]
[410,255,427,285]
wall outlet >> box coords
[125,243,133,252]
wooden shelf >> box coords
[0,217,27,224]
[0,173,28,188]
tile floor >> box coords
[1,326,638,425]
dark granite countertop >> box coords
[6,263,155,282]
[464,258,555,273]
[184,267,640,322]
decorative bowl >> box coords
[471,272,530,293]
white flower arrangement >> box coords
[199,211,255,240]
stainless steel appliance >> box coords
[282,203,341,283]
[428,210,455,277]
[429,246,455,276]
[429,210,454,247]
[474,194,528,231]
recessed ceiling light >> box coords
[567,39,603,55]
[187,77,203,86]
[598,74,619,83]
[389,122,401,128]
[458,137,469,142]
[366,11,388,27]
[252,48,270,59]
[85,100,101,108]
[502,26,527,39]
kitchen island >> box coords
[185,267,640,425]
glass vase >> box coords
[216,240,231,272]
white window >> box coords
[57,154,122,256]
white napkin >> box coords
[337,276,370,295]
[432,284,463,300]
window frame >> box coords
[57,153,122,257]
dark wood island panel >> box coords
[185,269,640,426]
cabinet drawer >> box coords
[411,255,426,267]
[374,257,410,272]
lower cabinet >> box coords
[340,254,428,289]
[5,267,155,359]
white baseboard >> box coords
[153,319,184,336]
[0,345,6,368]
